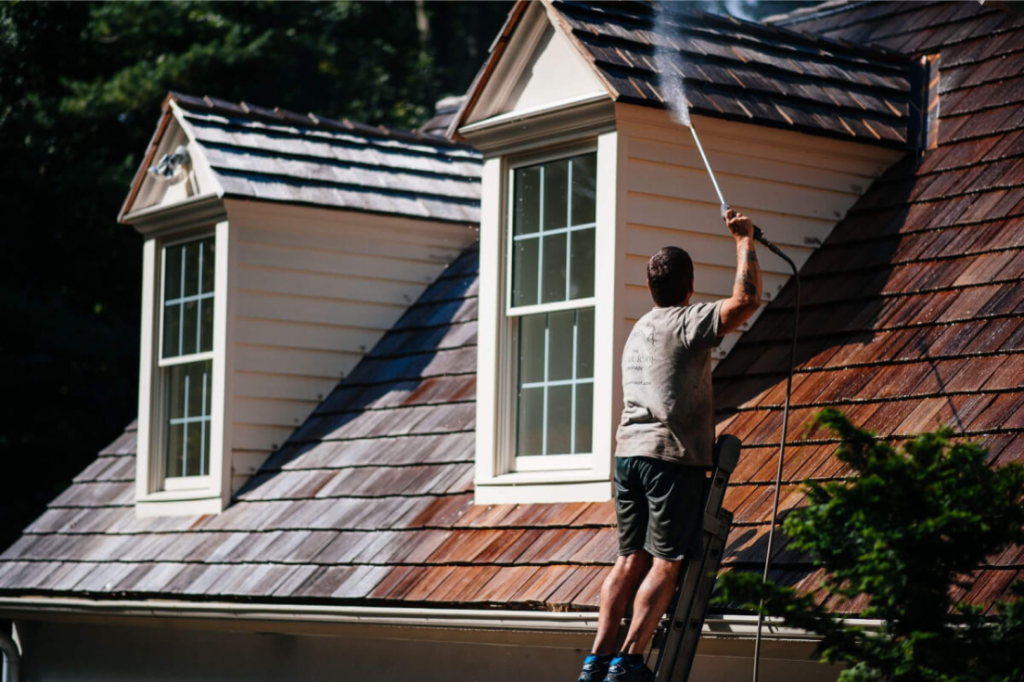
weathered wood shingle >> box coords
[171,93,482,223]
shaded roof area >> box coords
[0,248,618,609]
[713,1,1024,612]
[545,0,914,145]
[130,92,482,224]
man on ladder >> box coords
[577,209,761,682]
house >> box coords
[2,1,1022,680]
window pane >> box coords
[571,153,597,225]
[512,238,539,308]
[166,425,184,478]
[185,422,203,477]
[181,300,198,356]
[547,385,573,455]
[576,308,595,379]
[517,386,544,457]
[548,311,574,382]
[165,245,183,302]
[541,233,567,304]
[519,315,546,385]
[569,228,595,300]
[574,382,593,454]
[543,160,569,231]
[187,362,209,418]
[183,241,201,297]
[513,166,540,236]
[200,298,214,353]
[167,364,187,421]
[200,239,216,294]
[163,304,181,358]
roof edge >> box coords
[0,595,883,640]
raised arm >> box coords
[718,208,762,336]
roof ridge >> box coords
[168,91,472,151]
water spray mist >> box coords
[651,6,802,682]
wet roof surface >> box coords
[547,0,914,146]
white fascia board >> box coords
[0,595,884,645]
[123,192,227,237]
[458,92,614,157]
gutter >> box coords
[0,596,882,643]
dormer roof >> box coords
[120,92,482,226]
[453,0,916,147]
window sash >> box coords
[160,235,215,362]
[506,152,597,311]
[512,307,594,463]
[162,358,213,479]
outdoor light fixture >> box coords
[147,145,192,183]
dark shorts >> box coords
[614,456,706,562]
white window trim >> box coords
[503,145,597,474]
[475,131,621,505]
[136,218,236,517]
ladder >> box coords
[652,434,741,682]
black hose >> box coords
[749,229,800,682]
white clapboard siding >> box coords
[223,201,479,485]
[234,371,339,402]
[615,107,903,367]
[234,319,383,356]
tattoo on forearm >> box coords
[735,247,760,299]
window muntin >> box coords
[507,151,597,469]
[510,153,596,308]
[159,235,215,481]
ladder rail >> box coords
[653,434,740,682]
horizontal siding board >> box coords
[238,266,429,308]
[627,135,881,193]
[237,225,464,266]
[237,291,404,331]
[234,371,339,402]
[234,344,362,380]
[625,158,861,222]
[238,241,443,285]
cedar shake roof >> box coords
[456,0,915,146]
[121,92,481,224]
[2,1,1023,615]
[0,249,618,608]
[714,0,1024,611]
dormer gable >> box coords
[121,93,481,516]
[463,1,608,126]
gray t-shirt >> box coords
[615,300,725,467]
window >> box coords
[159,236,215,484]
[508,152,596,471]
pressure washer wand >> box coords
[687,121,799,682]
[688,125,789,259]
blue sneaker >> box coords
[604,654,653,682]
[578,653,613,682]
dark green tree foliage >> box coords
[0,0,511,549]
[717,409,1024,681]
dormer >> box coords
[121,93,481,516]
[455,1,913,504]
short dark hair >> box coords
[647,246,694,307]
